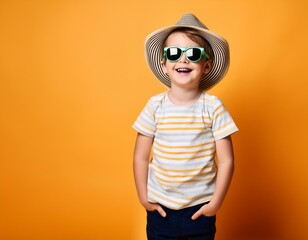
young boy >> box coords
[133,13,238,240]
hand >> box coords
[142,201,167,218]
[191,202,218,220]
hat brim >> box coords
[145,25,230,90]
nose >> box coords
[179,52,188,63]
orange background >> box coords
[0,0,308,239]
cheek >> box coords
[162,62,173,74]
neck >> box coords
[168,86,202,106]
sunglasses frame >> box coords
[163,46,210,63]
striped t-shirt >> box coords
[133,91,238,210]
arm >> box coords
[192,135,235,219]
[133,133,166,217]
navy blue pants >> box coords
[146,203,216,240]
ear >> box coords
[203,60,212,75]
[161,59,167,74]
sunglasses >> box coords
[163,46,210,63]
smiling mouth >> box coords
[176,68,192,73]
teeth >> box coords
[176,68,191,72]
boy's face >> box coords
[162,31,212,90]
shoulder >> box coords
[147,91,168,106]
[201,92,223,107]
[140,91,168,115]
[149,91,168,102]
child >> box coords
[133,13,238,240]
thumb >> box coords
[156,206,167,218]
[191,209,203,220]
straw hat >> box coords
[145,13,230,90]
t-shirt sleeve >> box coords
[212,99,238,141]
[132,100,156,138]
